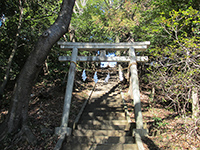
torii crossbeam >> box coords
[55,42,150,137]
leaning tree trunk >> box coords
[0,0,75,144]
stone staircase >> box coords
[61,78,138,150]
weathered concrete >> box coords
[58,41,150,51]
[59,55,148,62]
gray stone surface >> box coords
[61,78,138,150]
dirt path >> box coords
[90,75,120,99]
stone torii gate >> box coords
[55,41,150,137]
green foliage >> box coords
[69,3,108,42]
[0,0,61,83]
[147,7,200,115]
[69,0,151,43]
[153,116,168,127]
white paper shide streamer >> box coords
[119,70,124,81]
[82,69,87,81]
[93,71,98,83]
[104,73,110,83]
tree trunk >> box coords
[192,87,199,119]
[0,0,75,144]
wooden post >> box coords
[118,64,124,82]
[61,47,78,126]
[55,47,78,135]
[129,47,144,130]
[192,87,199,119]
[118,64,123,76]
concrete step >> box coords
[67,136,135,144]
[95,143,138,150]
[84,106,133,113]
[80,113,125,120]
[90,95,121,100]
[77,124,127,130]
[61,143,138,150]
[84,108,124,113]
[79,120,128,126]
[89,101,122,106]
[86,103,122,108]
[82,111,125,117]
[85,105,123,111]
[61,143,95,150]
[73,129,131,136]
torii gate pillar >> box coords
[129,47,144,130]
[55,47,78,135]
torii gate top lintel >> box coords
[58,41,150,62]
[57,41,150,51]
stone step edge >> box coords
[73,129,131,136]
[66,135,135,144]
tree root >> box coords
[13,125,37,145]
